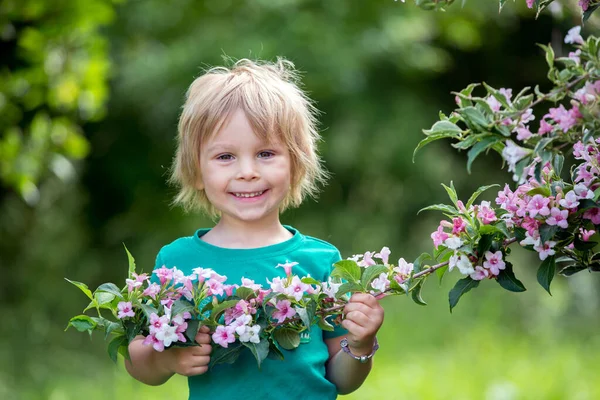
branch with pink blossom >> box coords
[406,0,598,22]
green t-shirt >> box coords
[153,226,347,400]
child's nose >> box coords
[236,159,260,180]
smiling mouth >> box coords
[231,190,267,198]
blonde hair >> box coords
[169,57,329,217]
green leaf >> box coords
[466,184,501,209]
[242,339,270,369]
[417,204,459,215]
[449,277,480,312]
[360,265,388,290]
[65,278,94,300]
[573,236,597,251]
[273,328,301,350]
[66,315,97,332]
[441,181,459,207]
[410,280,427,306]
[467,136,501,173]
[413,253,432,274]
[539,224,558,244]
[331,260,362,283]
[209,300,239,322]
[477,234,494,255]
[527,187,552,197]
[123,244,136,277]
[172,299,196,317]
[95,292,115,306]
[209,343,242,368]
[534,137,555,154]
[108,335,127,364]
[460,106,489,128]
[537,256,556,295]
[104,320,123,340]
[317,317,334,332]
[424,120,462,136]
[96,283,124,299]
[583,4,600,23]
[413,132,461,162]
[185,319,200,341]
[234,287,256,300]
[139,303,158,320]
[559,264,587,277]
[436,265,448,285]
[300,277,321,286]
[337,282,365,295]
[451,134,485,150]
[267,340,285,360]
[496,263,526,292]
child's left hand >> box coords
[341,293,384,355]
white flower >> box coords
[444,236,463,250]
[502,140,529,173]
[322,278,342,299]
[449,253,475,276]
[520,231,541,247]
[370,273,390,293]
[564,26,583,45]
[238,325,261,344]
[393,258,414,276]
[155,324,179,347]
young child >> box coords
[124,58,385,399]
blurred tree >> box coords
[0,0,115,204]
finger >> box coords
[192,343,213,356]
[190,355,211,367]
[198,325,211,333]
[195,332,212,345]
[344,302,374,317]
[349,292,379,306]
[344,310,371,328]
[341,319,367,337]
[181,365,209,377]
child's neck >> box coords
[201,218,293,249]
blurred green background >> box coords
[2,0,600,399]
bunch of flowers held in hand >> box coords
[67,246,424,368]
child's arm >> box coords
[324,293,384,395]
[124,326,213,386]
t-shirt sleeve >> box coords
[322,248,348,339]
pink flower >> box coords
[143,334,164,352]
[569,49,582,65]
[358,251,376,267]
[153,266,173,285]
[579,1,590,11]
[580,228,595,241]
[269,277,286,294]
[470,266,490,281]
[431,225,449,249]
[527,195,551,218]
[583,208,600,225]
[477,201,497,224]
[272,300,296,323]
[149,313,169,334]
[452,217,467,235]
[117,301,135,319]
[559,191,579,209]
[374,246,391,265]
[142,283,161,299]
[574,183,594,199]
[546,208,569,229]
[520,230,541,247]
[241,278,261,291]
[370,272,390,293]
[538,119,554,136]
[212,325,236,348]
[525,0,535,8]
[564,26,584,45]
[486,96,502,112]
[206,278,225,296]
[322,278,341,299]
[285,276,310,301]
[483,251,506,276]
[277,261,298,277]
[515,125,532,141]
[125,278,143,293]
[394,258,414,276]
[534,241,556,261]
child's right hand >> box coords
[163,325,212,377]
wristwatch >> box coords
[340,337,379,363]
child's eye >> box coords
[258,151,274,158]
[216,154,234,160]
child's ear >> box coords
[195,177,204,191]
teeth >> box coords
[234,191,265,198]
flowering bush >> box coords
[408,0,598,21]
[414,25,600,307]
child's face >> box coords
[198,109,292,226]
